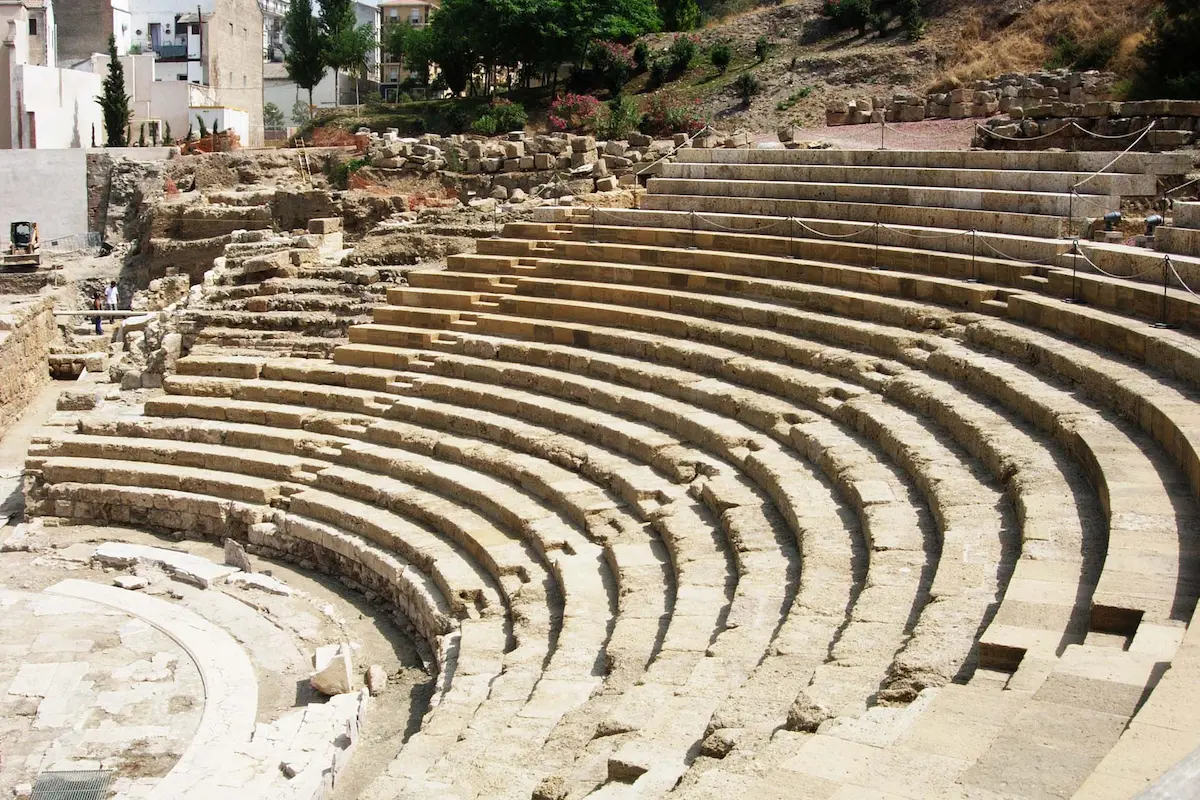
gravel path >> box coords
[757,117,982,151]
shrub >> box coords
[734,72,761,104]
[1046,32,1120,71]
[902,0,925,40]
[710,43,732,74]
[755,36,769,62]
[331,157,369,188]
[470,114,498,135]
[822,0,876,36]
[196,115,209,139]
[162,120,172,144]
[633,41,651,73]
[590,40,636,94]
[649,57,670,87]
[138,123,146,147]
[667,34,699,75]
[600,95,642,139]
[661,0,701,31]
[641,93,707,135]
[488,98,528,131]
[549,93,607,133]
[775,86,812,110]
[1134,0,1200,100]
[447,105,472,133]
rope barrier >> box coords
[1072,122,1157,191]
[974,123,1069,142]
[1166,176,1200,196]
[973,236,1075,265]
[633,124,716,182]
[880,225,972,242]
[793,219,880,239]
[1167,258,1200,298]
[694,214,788,234]
[1072,247,1167,281]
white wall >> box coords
[11,64,102,148]
[0,149,88,240]
[190,105,248,143]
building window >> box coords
[28,17,37,36]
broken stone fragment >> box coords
[699,729,739,759]
[531,775,568,800]
[310,643,355,696]
[365,664,387,696]
[224,537,253,572]
[113,575,148,591]
[786,694,831,732]
[607,743,651,782]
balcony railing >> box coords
[156,43,189,59]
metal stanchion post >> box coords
[688,210,697,250]
[1153,255,1176,329]
[880,118,885,151]
[491,204,499,239]
[1064,238,1085,305]
[787,216,795,260]
[1067,189,1075,239]
[589,204,598,244]
[967,229,979,283]
[873,223,880,270]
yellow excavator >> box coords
[3,221,41,269]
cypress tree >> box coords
[98,35,131,147]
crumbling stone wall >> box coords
[825,69,1118,126]
[975,100,1200,151]
[0,297,55,441]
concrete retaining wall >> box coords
[0,297,55,442]
[0,150,88,244]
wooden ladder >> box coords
[296,138,313,186]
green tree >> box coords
[321,0,375,106]
[709,42,731,74]
[162,119,172,144]
[660,0,699,31]
[734,71,760,105]
[284,0,327,109]
[291,99,312,124]
[98,35,131,147]
[264,102,286,129]
[1134,0,1200,99]
[754,35,769,62]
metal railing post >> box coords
[1153,255,1175,329]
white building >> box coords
[1,0,102,148]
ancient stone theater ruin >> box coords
[3,127,1200,800]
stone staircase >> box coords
[23,147,1200,800]
[176,220,404,359]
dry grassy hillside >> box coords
[641,0,1162,133]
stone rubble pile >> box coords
[356,129,689,197]
[826,69,1118,126]
[975,99,1200,151]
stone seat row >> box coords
[338,235,1200,797]
[513,213,1200,334]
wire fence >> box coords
[0,231,102,255]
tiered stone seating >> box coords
[25,146,1200,799]
[177,223,398,359]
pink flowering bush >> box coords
[589,40,636,94]
[548,94,607,133]
[641,92,707,135]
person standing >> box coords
[92,292,104,335]
[105,280,119,311]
